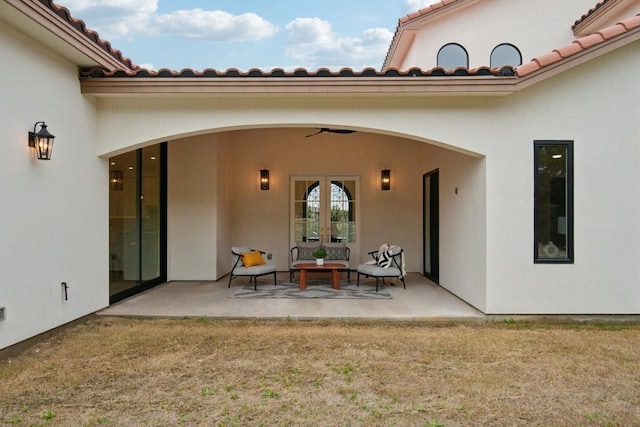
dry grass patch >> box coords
[1,317,639,426]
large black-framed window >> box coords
[534,141,573,263]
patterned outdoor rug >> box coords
[231,280,392,299]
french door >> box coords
[290,176,360,264]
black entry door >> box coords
[423,170,439,283]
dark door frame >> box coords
[423,170,439,283]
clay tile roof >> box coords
[43,0,137,69]
[398,0,460,23]
[516,13,640,77]
[78,65,516,79]
[573,0,612,29]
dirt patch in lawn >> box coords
[1,317,639,426]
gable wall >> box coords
[400,0,597,70]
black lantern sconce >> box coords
[28,121,55,160]
[381,169,391,191]
[110,170,123,191]
[260,169,270,190]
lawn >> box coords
[1,317,639,426]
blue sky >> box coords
[59,0,439,71]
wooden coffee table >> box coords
[296,263,343,290]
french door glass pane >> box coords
[141,145,161,281]
[293,180,320,241]
[330,180,355,243]
[109,151,139,295]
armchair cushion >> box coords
[377,250,393,268]
[295,241,321,260]
[322,242,347,260]
[240,250,265,267]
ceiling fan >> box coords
[305,127,357,137]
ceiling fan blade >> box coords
[305,128,325,137]
[305,128,356,137]
[327,129,356,134]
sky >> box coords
[58,0,440,71]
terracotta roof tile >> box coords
[552,43,583,59]
[575,32,606,49]
[516,13,640,76]
[513,61,540,76]
[42,0,137,69]
[534,52,563,67]
[596,23,628,39]
[619,13,640,30]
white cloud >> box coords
[152,9,278,42]
[60,0,157,38]
[404,0,441,11]
[136,63,155,70]
[60,1,277,42]
[284,18,393,70]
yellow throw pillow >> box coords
[240,251,265,267]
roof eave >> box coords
[573,0,622,36]
[79,76,519,98]
[515,25,640,87]
[2,0,134,71]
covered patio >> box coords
[99,273,484,320]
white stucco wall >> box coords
[168,134,220,280]
[0,22,107,349]
[483,43,640,314]
[400,0,597,71]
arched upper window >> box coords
[490,43,522,68]
[303,181,354,242]
[437,43,468,70]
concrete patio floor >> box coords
[99,272,485,320]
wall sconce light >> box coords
[381,169,391,191]
[110,170,123,191]
[28,121,55,160]
[260,169,270,190]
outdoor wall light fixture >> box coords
[110,170,123,191]
[28,121,55,160]
[381,169,391,191]
[260,169,270,190]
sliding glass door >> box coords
[109,143,167,303]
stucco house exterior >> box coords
[1,0,639,350]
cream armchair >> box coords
[356,245,406,292]
[228,246,277,291]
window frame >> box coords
[533,140,574,264]
[490,43,522,68]
[437,43,469,70]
